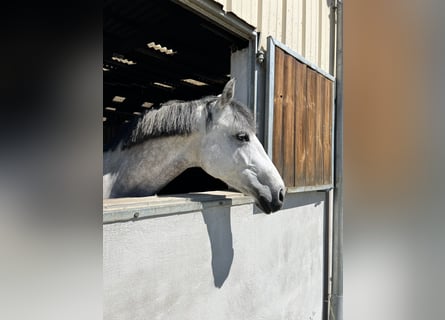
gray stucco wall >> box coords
[103,191,325,320]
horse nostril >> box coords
[278,188,285,203]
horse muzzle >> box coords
[256,187,285,214]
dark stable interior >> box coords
[104,0,249,194]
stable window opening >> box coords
[104,0,255,195]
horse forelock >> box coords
[109,95,255,151]
[229,100,256,132]
[205,99,255,133]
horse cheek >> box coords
[201,143,224,177]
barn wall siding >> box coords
[215,0,332,71]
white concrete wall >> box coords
[103,191,325,320]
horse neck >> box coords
[105,133,202,196]
[136,134,201,174]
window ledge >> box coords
[103,191,254,224]
[286,184,333,193]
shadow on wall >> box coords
[198,192,324,287]
[202,208,233,288]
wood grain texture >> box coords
[294,60,307,187]
[271,47,333,189]
[323,80,333,185]
[281,54,296,186]
[305,69,317,186]
[315,73,325,185]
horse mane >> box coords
[106,94,255,151]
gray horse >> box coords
[103,79,285,213]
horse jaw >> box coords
[200,134,285,213]
[240,165,285,214]
[235,158,285,214]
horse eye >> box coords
[235,132,249,142]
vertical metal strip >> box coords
[250,32,258,124]
[265,36,275,157]
[331,80,336,185]
[331,1,343,319]
[322,189,331,320]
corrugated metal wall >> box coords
[215,0,332,71]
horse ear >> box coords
[220,78,236,106]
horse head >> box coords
[199,79,286,213]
